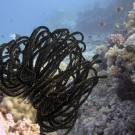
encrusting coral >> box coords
[107,65,121,77]
[95,44,109,55]
[0,106,57,135]
[0,26,106,135]
[1,96,36,122]
[0,105,40,135]
[105,45,122,67]
[128,2,135,20]
[121,33,135,66]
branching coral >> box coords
[0,26,106,135]
[107,34,125,47]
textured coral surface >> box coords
[0,106,40,135]
[0,105,57,135]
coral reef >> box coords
[124,33,135,47]
[0,105,57,135]
[96,44,109,55]
[105,33,135,101]
[127,27,135,36]
[1,96,36,122]
[107,33,125,47]
[92,2,135,103]
[117,78,135,101]
[0,105,40,135]
[95,44,109,70]
[105,45,122,67]
[61,2,135,134]
[0,26,106,135]
[68,82,135,135]
[107,65,121,77]
[128,2,135,20]
[118,33,135,69]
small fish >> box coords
[1,35,4,38]
[125,19,135,27]
[124,30,128,34]
[115,24,120,28]
[99,22,105,26]
[88,35,92,39]
[116,7,123,12]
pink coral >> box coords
[107,33,125,47]
[0,107,54,135]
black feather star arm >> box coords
[0,26,107,135]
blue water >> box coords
[0,0,121,44]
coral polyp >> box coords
[0,26,106,134]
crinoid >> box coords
[0,26,107,135]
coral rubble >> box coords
[69,82,135,135]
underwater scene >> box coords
[1,0,135,135]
